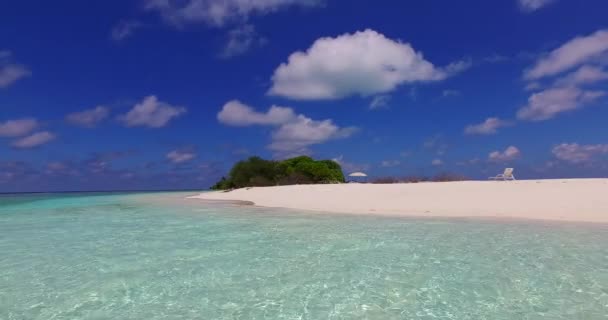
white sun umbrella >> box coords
[348,172,368,183]
[348,172,368,177]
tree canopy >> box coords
[211,156,345,190]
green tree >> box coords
[210,177,234,190]
[228,156,278,188]
[210,156,345,190]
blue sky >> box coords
[2,0,608,192]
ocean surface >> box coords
[1,192,607,319]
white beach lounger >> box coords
[489,168,516,181]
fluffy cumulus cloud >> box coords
[66,106,110,128]
[144,0,320,27]
[525,29,608,80]
[518,0,556,12]
[554,65,608,87]
[488,146,521,162]
[464,117,510,135]
[268,29,467,100]
[218,100,356,156]
[518,30,608,122]
[552,143,608,164]
[0,118,38,137]
[269,115,356,156]
[0,51,31,88]
[1,118,54,151]
[119,95,186,128]
[217,100,296,126]
[166,150,197,164]
[517,87,605,121]
[12,131,56,149]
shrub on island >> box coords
[211,156,345,190]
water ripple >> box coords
[0,192,607,319]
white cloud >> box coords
[119,95,186,128]
[217,100,296,126]
[66,106,110,128]
[111,20,143,41]
[443,59,472,74]
[489,146,521,162]
[525,29,608,80]
[464,117,510,135]
[144,0,321,27]
[552,143,608,164]
[268,29,467,100]
[11,131,55,149]
[220,24,266,58]
[554,65,608,86]
[0,118,38,137]
[217,100,356,156]
[518,0,556,12]
[269,115,356,156]
[369,95,391,110]
[0,65,30,88]
[431,159,443,166]
[517,86,605,121]
[167,150,197,163]
[381,160,400,167]
[0,51,31,88]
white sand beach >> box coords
[189,179,608,223]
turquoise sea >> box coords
[1,192,607,319]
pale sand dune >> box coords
[189,179,608,223]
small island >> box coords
[211,156,345,190]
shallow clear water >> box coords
[1,192,607,319]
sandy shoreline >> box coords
[188,179,608,223]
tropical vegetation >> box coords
[211,156,345,190]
